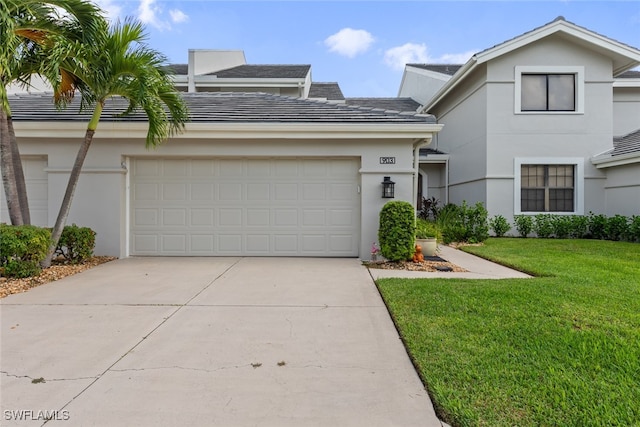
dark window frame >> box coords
[520,164,575,213]
[521,73,576,112]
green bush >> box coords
[630,216,640,243]
[416,218,442,241]
[378,201,416,262]
[587,212,607,240]
[514,215,533,238]
[436,201,489,244]
[605,215,630,242]
[489,215,511,237]
[567,215,589,238]
[533,214,554,238]
[0,224,51,278]
[550,215,573,239]
[56,224,96,263]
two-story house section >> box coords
[399,17,640,221]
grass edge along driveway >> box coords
[376,238,640,427]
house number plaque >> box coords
[379,157,396,164]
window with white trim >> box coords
[515,66,584,114]
[514,158,584,215]
[520,164,574,212]
[521,74,575,111]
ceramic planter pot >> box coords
[416,238,437,257]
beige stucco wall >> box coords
[15,133,421,258]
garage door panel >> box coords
[130,158,360,256]
[191,209,214,226]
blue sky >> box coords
[94,1,640,97]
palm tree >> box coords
[42,18,189,266]
[1,0,104,225]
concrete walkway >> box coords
[1,257,444,427]
[369,245,532,280]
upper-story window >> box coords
[515,66,584,114]
[521,74,575,111]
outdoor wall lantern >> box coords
[381,176,395,198]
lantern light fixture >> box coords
[381,176,395,198]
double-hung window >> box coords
[515,66,584,114]
[515,158,584,215]
[521,164,574,212]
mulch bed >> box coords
[0,256,117,299]
[365,258,467,273]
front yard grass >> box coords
[376,238,640,426]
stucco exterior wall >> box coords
[602,163,640,216]
[426,65,488,207]
[14,135,419,259]
[483,35,613,216]
[613,86,640,136]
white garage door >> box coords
[0,156,48,226]
[130,158,360,256]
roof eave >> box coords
[13,121,443,140]
[592,152,640,168]
[420,58,478,113]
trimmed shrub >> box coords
[605,215,630,242]
[436,201,489,244]
[378,201,415,262]
[551,215,572,239]
[0,224,51,278]
[629,216,640,243]
[567,215,589,239]
[514,215,533,238]
[56,224,96,263]
[534,214,554,238]
[489,215,511,237]
[587,212,607,240]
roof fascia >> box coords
[592,152,640,168]
[13,121,443,140]
[421,20,640,113]
[614,78,640,88]
[192,76,307,88]
[419,59,478,113]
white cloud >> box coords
[384,43,477,70]
[169,9,189,24]
[93,0,122,21]
[137,0,170,29]
[437,50,476,64]
[383,43,429,71]
[324,28,375,58]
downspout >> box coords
[413,137,432,212]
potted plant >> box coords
[415,219,439,257]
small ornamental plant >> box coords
[378,201,416,262]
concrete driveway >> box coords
[1,258,442,426]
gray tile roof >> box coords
[612,129,640,156]
[617,70,640,78]
[406,64,463,76]
[345,98,421,112]
[9,92,436,124]
[308,83,345,100]
[477,16,640,59]
[419,147,447,156]
[162,64,188,75]
[207,65,311,79]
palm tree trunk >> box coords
[8,115,30,224]
[0,108,23,225]
[43,127,96,267]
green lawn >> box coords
[376,238,640,427]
